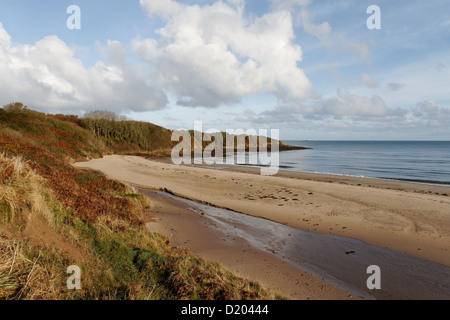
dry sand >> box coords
[74,155,450,298]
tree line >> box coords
[81,111,174,151]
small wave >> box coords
[379,177,450,186]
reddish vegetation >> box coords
[0,159,13,184]
[0,109,142,224]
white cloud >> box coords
[387,83,404,91]
[226,0,246,12]
[0,24,11,47]
[269,0,311,10]
[369,53,450,108]
[0,23,167,113]
[136,0,313,108]
[229,94,450,139]
[297,10,331,38]
[237,87,389,124]
[419,101,450,119]
[360,73,379,88]
[139,0,183,19]
[295,8,370,61]
[321,87,388,117]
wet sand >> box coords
[74,155,450,268]
[141,189,356,300]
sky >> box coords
[0,0,449,140]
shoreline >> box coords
[180,159,450,197]
[237,165,450,187]
[74,155,450,298]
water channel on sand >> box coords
[141,189,450,300]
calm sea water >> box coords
[279,141,450,186]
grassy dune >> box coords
[0,104,280,300]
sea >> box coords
[198,141,450,186]
[278,141,450,186]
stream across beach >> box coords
[140,188,450,300]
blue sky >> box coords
[0,0,449,140]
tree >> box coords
[82,111,128,138]
[3,102,26,112]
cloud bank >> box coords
[0,23,167,113]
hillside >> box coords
[0,103,281,300]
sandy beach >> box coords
[139,189,355,300]
[74,155,450,299]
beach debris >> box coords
[272,250,278,254]
[345,250,356,255]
